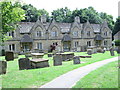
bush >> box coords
[115,40,120,46]
[2,49,5,56]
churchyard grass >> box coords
[72,61,118,88]
[0,51,118,88]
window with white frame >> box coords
[37,43,42,50]
[73,31,78,37]
[104,40,107,46]
[51,31,57,37]
[8,44,15,51]
[104,31,107,36]
[36,31,42,37]
[8,31,14,37]
[87,41,91,46]
[87,31,90,36]
[75,41,79,47]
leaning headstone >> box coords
[87,49,92,55]
[73,56,80,64]
[5,51,14,61]
[0,61,7,74]
[18,58,31,70]
[110,47,115,56]
[53,55,62,66]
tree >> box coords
[51,7,72,23]
[21,4,49,22]
[0,1,25,47]
[99,12,114,30]
[113,16,120,35]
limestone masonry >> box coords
[5,15,112,53]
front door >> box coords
[63,41,71,52]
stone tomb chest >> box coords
[31,53,44,59]
[30,58,49,68]
[56,52,74,61]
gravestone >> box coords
[18,58,31,70]
[73,56,80,64]
[0,61,7,74]
[53,55,62,66]
[87,49,92,55]
[5,51,14,61]
[30,59,49,68]
[110,47,115,56]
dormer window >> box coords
[87,31,90,36]
[36,31,42,37]
[104,32,107,36]
[8,31,14,37]
[73,31,78,37]
[51,31,57,37]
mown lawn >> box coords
[0,51,118,88]
[72,61,118,88]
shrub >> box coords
[115,40,120,46]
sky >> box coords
[22,0,119,21]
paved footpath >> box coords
[40,56,119,88]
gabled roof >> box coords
[18,22,35,33]
[114,31,120,36]
[91,24,101,33]
[20,34,33,42]
[58,23,71,33]
[18,18,110,34]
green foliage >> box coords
[0,1,25,44]
[99,12,114,30]
[113,16,120,35]
[51,7,72,23]
[21,4,49,22]
[0,51,118,88]
[1,1,25,34]
[51,6,114,31]
[115,40,120,46]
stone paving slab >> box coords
[40,57,119,88]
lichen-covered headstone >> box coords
[73,56,80,64]
[0,61,7,74]
[5,51,14,61]
[53,55,62,66]
[87,49,92,55]
[18,58,31,70]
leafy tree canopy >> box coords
[0,0,25,43]
[21,4,49,22]
[113,16,120,35]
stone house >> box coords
[4,15,112,53]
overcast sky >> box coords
[22,0,119,21]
